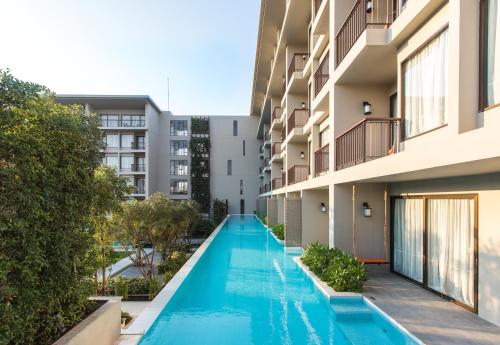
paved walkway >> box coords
[363,265,500,345]
[107,248,153,278]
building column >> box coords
[267,198,278,226]
[284,196,302,247]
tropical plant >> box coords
[90,165,133,295]
[271,224,285,240]
[213,198,228,225]
[0,70,101,344]
[301,242,367,293]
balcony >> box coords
[287,109,309,135]
[131,141,145,150]
[314,144,329,176]
[272,107,283,122]
[134,185,145,195]
[287,165,309,186]
[314,0,323,16]
[335,0,396,66]
[287,53,309,83]
[260,182,271,194]
[131,163,146,172]
[272,142,282,156]
[282,171,286,187]
[335,117,401,170]
[280,126,287,141]
[100,118,145,128]
[272,178,283,190]
[314,52,329,97]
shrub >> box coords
[271,224,285,240]
[157,251,188,274]
[190,218,215,237]
[213,198,228,225]
[301,242,367,292]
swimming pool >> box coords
[138,215,421,345]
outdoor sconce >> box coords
[366,0,373,13]
[320,203,327,213]
[301,101,306,109]
[300,151,305,159]
[280,167,284,173]
[363,202,372,217]
[363,101,372,115]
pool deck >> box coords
[363,265,500,345]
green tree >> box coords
[213,198,228,225]
[90,165,133,295]
[0,70,101,344]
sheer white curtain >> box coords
[393,198,424,283]
[487,0,500,106]
[403,29,448,138]
[427,198,475,307]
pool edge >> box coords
[119,215,232,342]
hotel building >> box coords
[252,0,500,326]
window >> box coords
[227,160,232,175]
[170,160,188,176]
[120,154,134,171]
[170,120,188,136]
[121,134,134,148]
[135,136,145,149]
[135,157,145,172]
[243,140,246,156]
[104,133,119,148]
[319,127,329,147]
[100,114,119,127]
[121,114,145,127]
[481,0,500,108]
[136,178,145,194]
[233,120,238,136]
[403,29,448,138]
[170,180,188,195]
[170,140,188,156]
[240,179,243,195]
[103,154,119,170]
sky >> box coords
[0,0,260,115]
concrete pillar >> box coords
[277,195,285,224]
[285,197,302,247]
[267,198,278,226]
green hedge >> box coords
[271,224,285,240]
[301,242,367,292]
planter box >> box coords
[53,298,121,345]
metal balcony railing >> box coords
[272,107,283,122]
[272,142,282,156]
[287,53,309,83]
[335,117,401,170]
[131,141,146,150]
[272,178,283,190]
[134,185,145,194]
[335,0,397,66]
[287,165,309,185]
[131,163,146,172]
[288,109,310,134]
[314,144,329,176]
[314,53,329,97]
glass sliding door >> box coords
[393,198,424,283]
[427,198,475,308]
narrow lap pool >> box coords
[139,215,420,345]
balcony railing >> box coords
[282,171,286,187]
[335,117,401,170]
[131,141,145,150]
[288,165,309,185]
[101,119,145,127]
[272,107,283,122]
[260,182,271,194]
[288,109,309,134]
[272,142,282,156]
[131,163,146,172]
[314,52,329,97]
[272,178,282,190]
[335,0,395,66]
[314,144,329,176]
[287,53,309,83]
[134,185,145,194]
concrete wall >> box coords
[210,116,261,214]
[267,198,278,225]
[53,299,121,345]
[390,173,500,327]
[146,104,161,196]
[277,194,285,224]
[285,197,302,247]
[301,189,329,247]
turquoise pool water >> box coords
[139,215,419,345]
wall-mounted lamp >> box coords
[301,101,306,109]
[300,151,305,159]
[363,101,372,115]
[363,202,372,217]
[320,202,327,213]
[280,167,284,173]
[366,0,373,13]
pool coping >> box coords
[119,215,232,342]
[255,217,286,245]
[293,256,424,344]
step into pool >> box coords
[139,215,420,345]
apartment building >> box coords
[56,95,261,213]
[252,0,500,326]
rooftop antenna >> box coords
[167,77,170,111]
